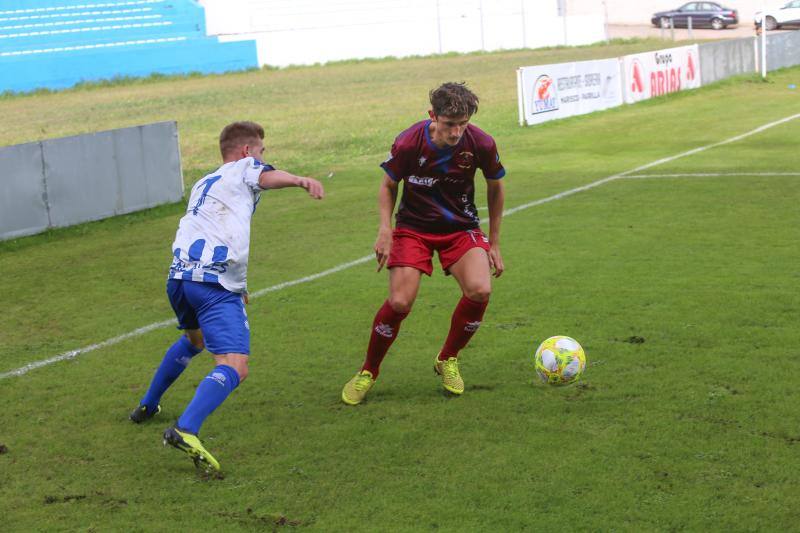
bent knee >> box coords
[185,333,205,351]
[216,355,249,383]
[465,287,491,303]
[228,362,248,383]
[388,296,415,314]
[189,339,205,351]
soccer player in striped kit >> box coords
[342,82,505,405]
[130,121,323,472]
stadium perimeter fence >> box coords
[0,121,183,241]
[518,30,800,126]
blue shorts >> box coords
[166,279,250,355]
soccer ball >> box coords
[534,336,586,386]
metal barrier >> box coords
[0,121,183,240]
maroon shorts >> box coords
[387,228,490,276]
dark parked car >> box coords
[651,2,738,30]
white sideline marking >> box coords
[503,112,800,218]
[249,255,373,299]
[625,172,800,178]
[2,112,799,381]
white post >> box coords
[559,0,568,45]
[520,0,527,48]
[517,69,526,126]
[479,0,485,51]
[670,17,675,41]
[602,0,610,43]
[761,1,767,78]
[688,16,693,39]
[753,34,760,73]
[436,0,443,54]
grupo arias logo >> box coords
[629,58,646,101]
[532,74,558,114]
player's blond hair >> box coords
[219,121,265,159]
[429,82,479,118]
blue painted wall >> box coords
[0,0,258,93]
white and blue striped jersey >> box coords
[168,156,274,293]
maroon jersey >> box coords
[380,120,505,234]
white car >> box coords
[755,0,800,30]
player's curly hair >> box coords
[219,121,265,158]
[429,82,479,118]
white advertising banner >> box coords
[517,58,623,126]
[622,44,702,104]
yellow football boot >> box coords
[341,370,375,405]
[163,426,221,472]
[434,356,464,395]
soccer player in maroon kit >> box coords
[342,82,505,404]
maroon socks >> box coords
[439,296,488,360]
[362,300,409,378]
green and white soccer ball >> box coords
[534,335,586,386]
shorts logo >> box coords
[467,230,489,243]
[408,176,438,187]
[464,320,482,332]
[455,151,474,169]
[375,323,394,338]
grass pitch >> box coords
[1,40,799,531]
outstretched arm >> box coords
[486,178,505,278]
[259,169,324,199]
[375,174,399,271]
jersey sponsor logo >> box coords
[418,156,427,166]
[455,151,474,169]
[375,323,394,338]
[408,175,438,187]
[532,74,559,114]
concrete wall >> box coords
[699,36,757,84]
[199,0,607,67]
[760,28,800,69]
[0,122,183,241]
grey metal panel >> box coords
[0,121,184,240]
[699,37,757,85]
[42,130,119,228]
[113,125,150,213]
[0,141,50,239]
[141,122,184,208]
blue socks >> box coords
[140,336,203,411]
[177,364,240,435]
